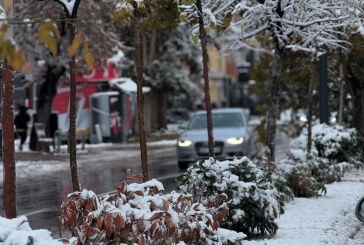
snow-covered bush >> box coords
[278,123,363,197]
[291,124,364,168]
[312,124,364,167]
[254,159,295,203]
[60,179,239,245]
[177,157,284,238]
[279,157,328,198]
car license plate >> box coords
[199,146,221,154]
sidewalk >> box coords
[244,169,364,245]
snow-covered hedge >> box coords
[60,179,245,245]
[177,157,284,238]
[278,123,364,197]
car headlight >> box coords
[226,137,244,145]
[178,140,192,147]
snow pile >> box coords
[0,215,73,245]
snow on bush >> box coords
[0,215,73,245]
[289,123,363,168]
[278,123,364,197]
[59,179,241,245]
[177,157,284,238]
[279,156,328,197]
[312,124,364,165]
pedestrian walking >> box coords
[14,105,31,151]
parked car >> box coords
[176,108,250,169]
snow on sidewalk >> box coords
[245,169,364,245]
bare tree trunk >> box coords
[149,30,157,61]
[307,60,317,154]
[134,1,149,182]
[2,60,16,218]
[265,49,282,162]
[157,92,167,130]
[142,33,148,66]
[338,51,346,125]
[68,21,80,192]
[196,0,214,157]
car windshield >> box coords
[188,112,244,130]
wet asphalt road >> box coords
[0,143,185,236]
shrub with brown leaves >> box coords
[59,179,229,245]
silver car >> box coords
[176,108,250,168]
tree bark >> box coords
[307,60,317,154]
[265,49,282,162]
[134,1,149,182]
[149,30,157,61]
[2,60,16,218]
[68,21,80,192]
[338,51,346,125]
[196,0,214,157]
[157,92,167,130]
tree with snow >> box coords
[230,0,349,162]
[178,0,240,157]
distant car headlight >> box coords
[178,140,192,147]
[226,137,244,145]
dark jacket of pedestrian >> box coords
[15,105,31,150]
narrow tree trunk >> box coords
[149,30,157,61]
[265,49,282,162]
[134,1,149,182]
[2,60,16,218]
[338,52,346,125]
[68,21,80,192]
[307,60,317,154]
[196,0,214,157]
[157,92,167,130]
[142,33,148,66]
